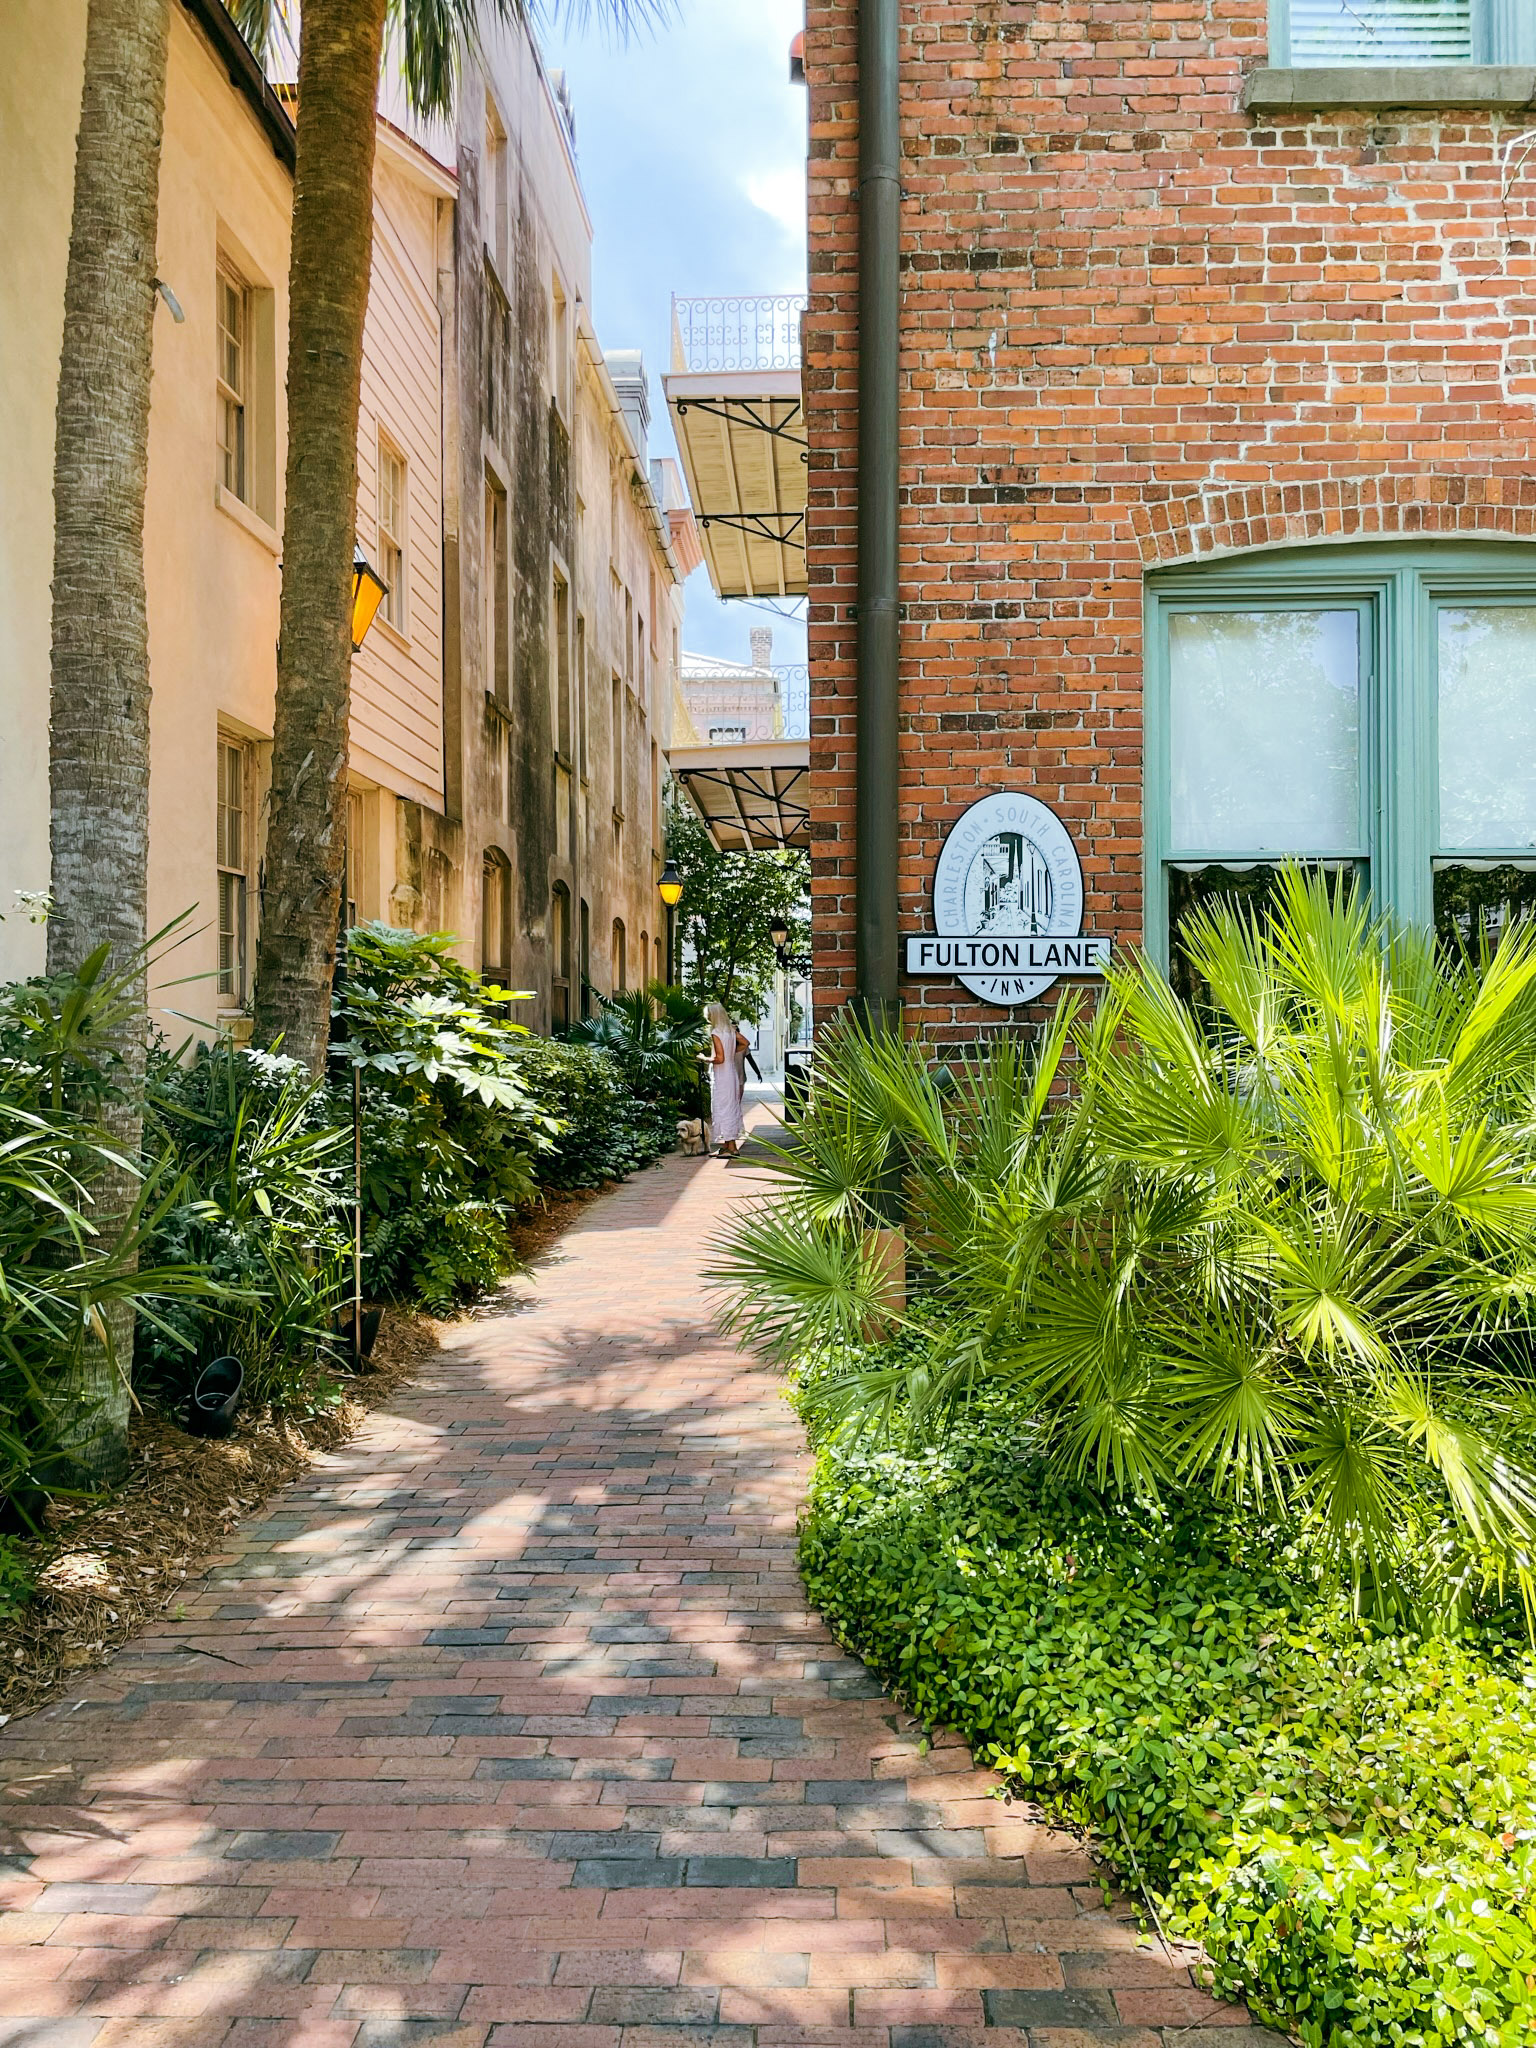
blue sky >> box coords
[540,0,808,669]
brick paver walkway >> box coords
[0,1126,1276,2048]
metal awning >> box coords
[670,739,810,852]
[663,296,807,601]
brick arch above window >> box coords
[1132,474,1536,571]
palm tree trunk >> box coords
[252,0,388,1075]
[47,0,171,1487]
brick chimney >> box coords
[750,626,773,673]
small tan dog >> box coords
[677,1117,708,1157]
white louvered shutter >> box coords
[1287,0,1473,62]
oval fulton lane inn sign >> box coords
[903,791,1110,1008]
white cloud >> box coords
[743,166,805,248]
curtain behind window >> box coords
[1287,0,1472,62]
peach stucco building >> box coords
[1,0,691,1037]
[0,0,453,1033]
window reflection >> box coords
[1168,862,1366,1006]
[1438,607,1536,853]
[1433,864,1536,958]
[1169,609,1360,854]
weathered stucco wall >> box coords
[448,25,685,1028]
[0,0,87,980]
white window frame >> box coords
[216,734,253,1007]
[376,433,409,637]
[216,263,248,504]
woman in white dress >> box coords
[707,1001,749,1156]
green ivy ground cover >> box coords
[800,1434,1536,2046]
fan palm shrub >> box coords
[714,868,1536,1613]
[566,982,706,1114]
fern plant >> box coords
[713,869,1536,1614]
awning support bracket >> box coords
[674,395,807,452]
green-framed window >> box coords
[1269,0,1536,66]
[1144,542,1536,985]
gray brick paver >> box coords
[0,1115,1258,2044]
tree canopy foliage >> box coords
[666,794,808,1020]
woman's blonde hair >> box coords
[706,1000,734,1037]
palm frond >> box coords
[707,1202,903,1365]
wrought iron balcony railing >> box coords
[682,665,809,745]
[670,294,807,375]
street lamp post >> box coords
[659,859,683,986]
[768,916,792,1078]
[339,543,389,1368]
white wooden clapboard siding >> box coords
[351,166,446,810]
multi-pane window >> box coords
[576,614,589,782]
[484,475,509,707]
[612,919,627,993]
[1274,0,1532,62]
[1146,544,1536,990]
[611,674,625,819]
[481,848,512,979]
[484,107,508,278]
[377,438,407,634]
[552,565,572,759]
[216,265,248,502]
[216,735,251,1005]
[485,271,511,449]
[551,884,572,1031]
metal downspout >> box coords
[855,0,901,1016]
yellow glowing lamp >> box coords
[350,544,389,651]
[658,859,684,909]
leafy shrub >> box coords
[332,925,556,1307]
[512,1038,676,1189]
[0,1535,33,1621]
[0,948,215,1504]
[139,1042,348,1414]
[717,870,1536,1613]
[800,1429,1536,2047]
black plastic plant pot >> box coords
[188,1356,244,1439]
[335,1307,383,1369]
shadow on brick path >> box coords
[0,1109,1277,2048]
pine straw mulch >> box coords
[0,1177,619,1728]
[0,1307,438,1726]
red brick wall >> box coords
[805,0,1536,1044]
